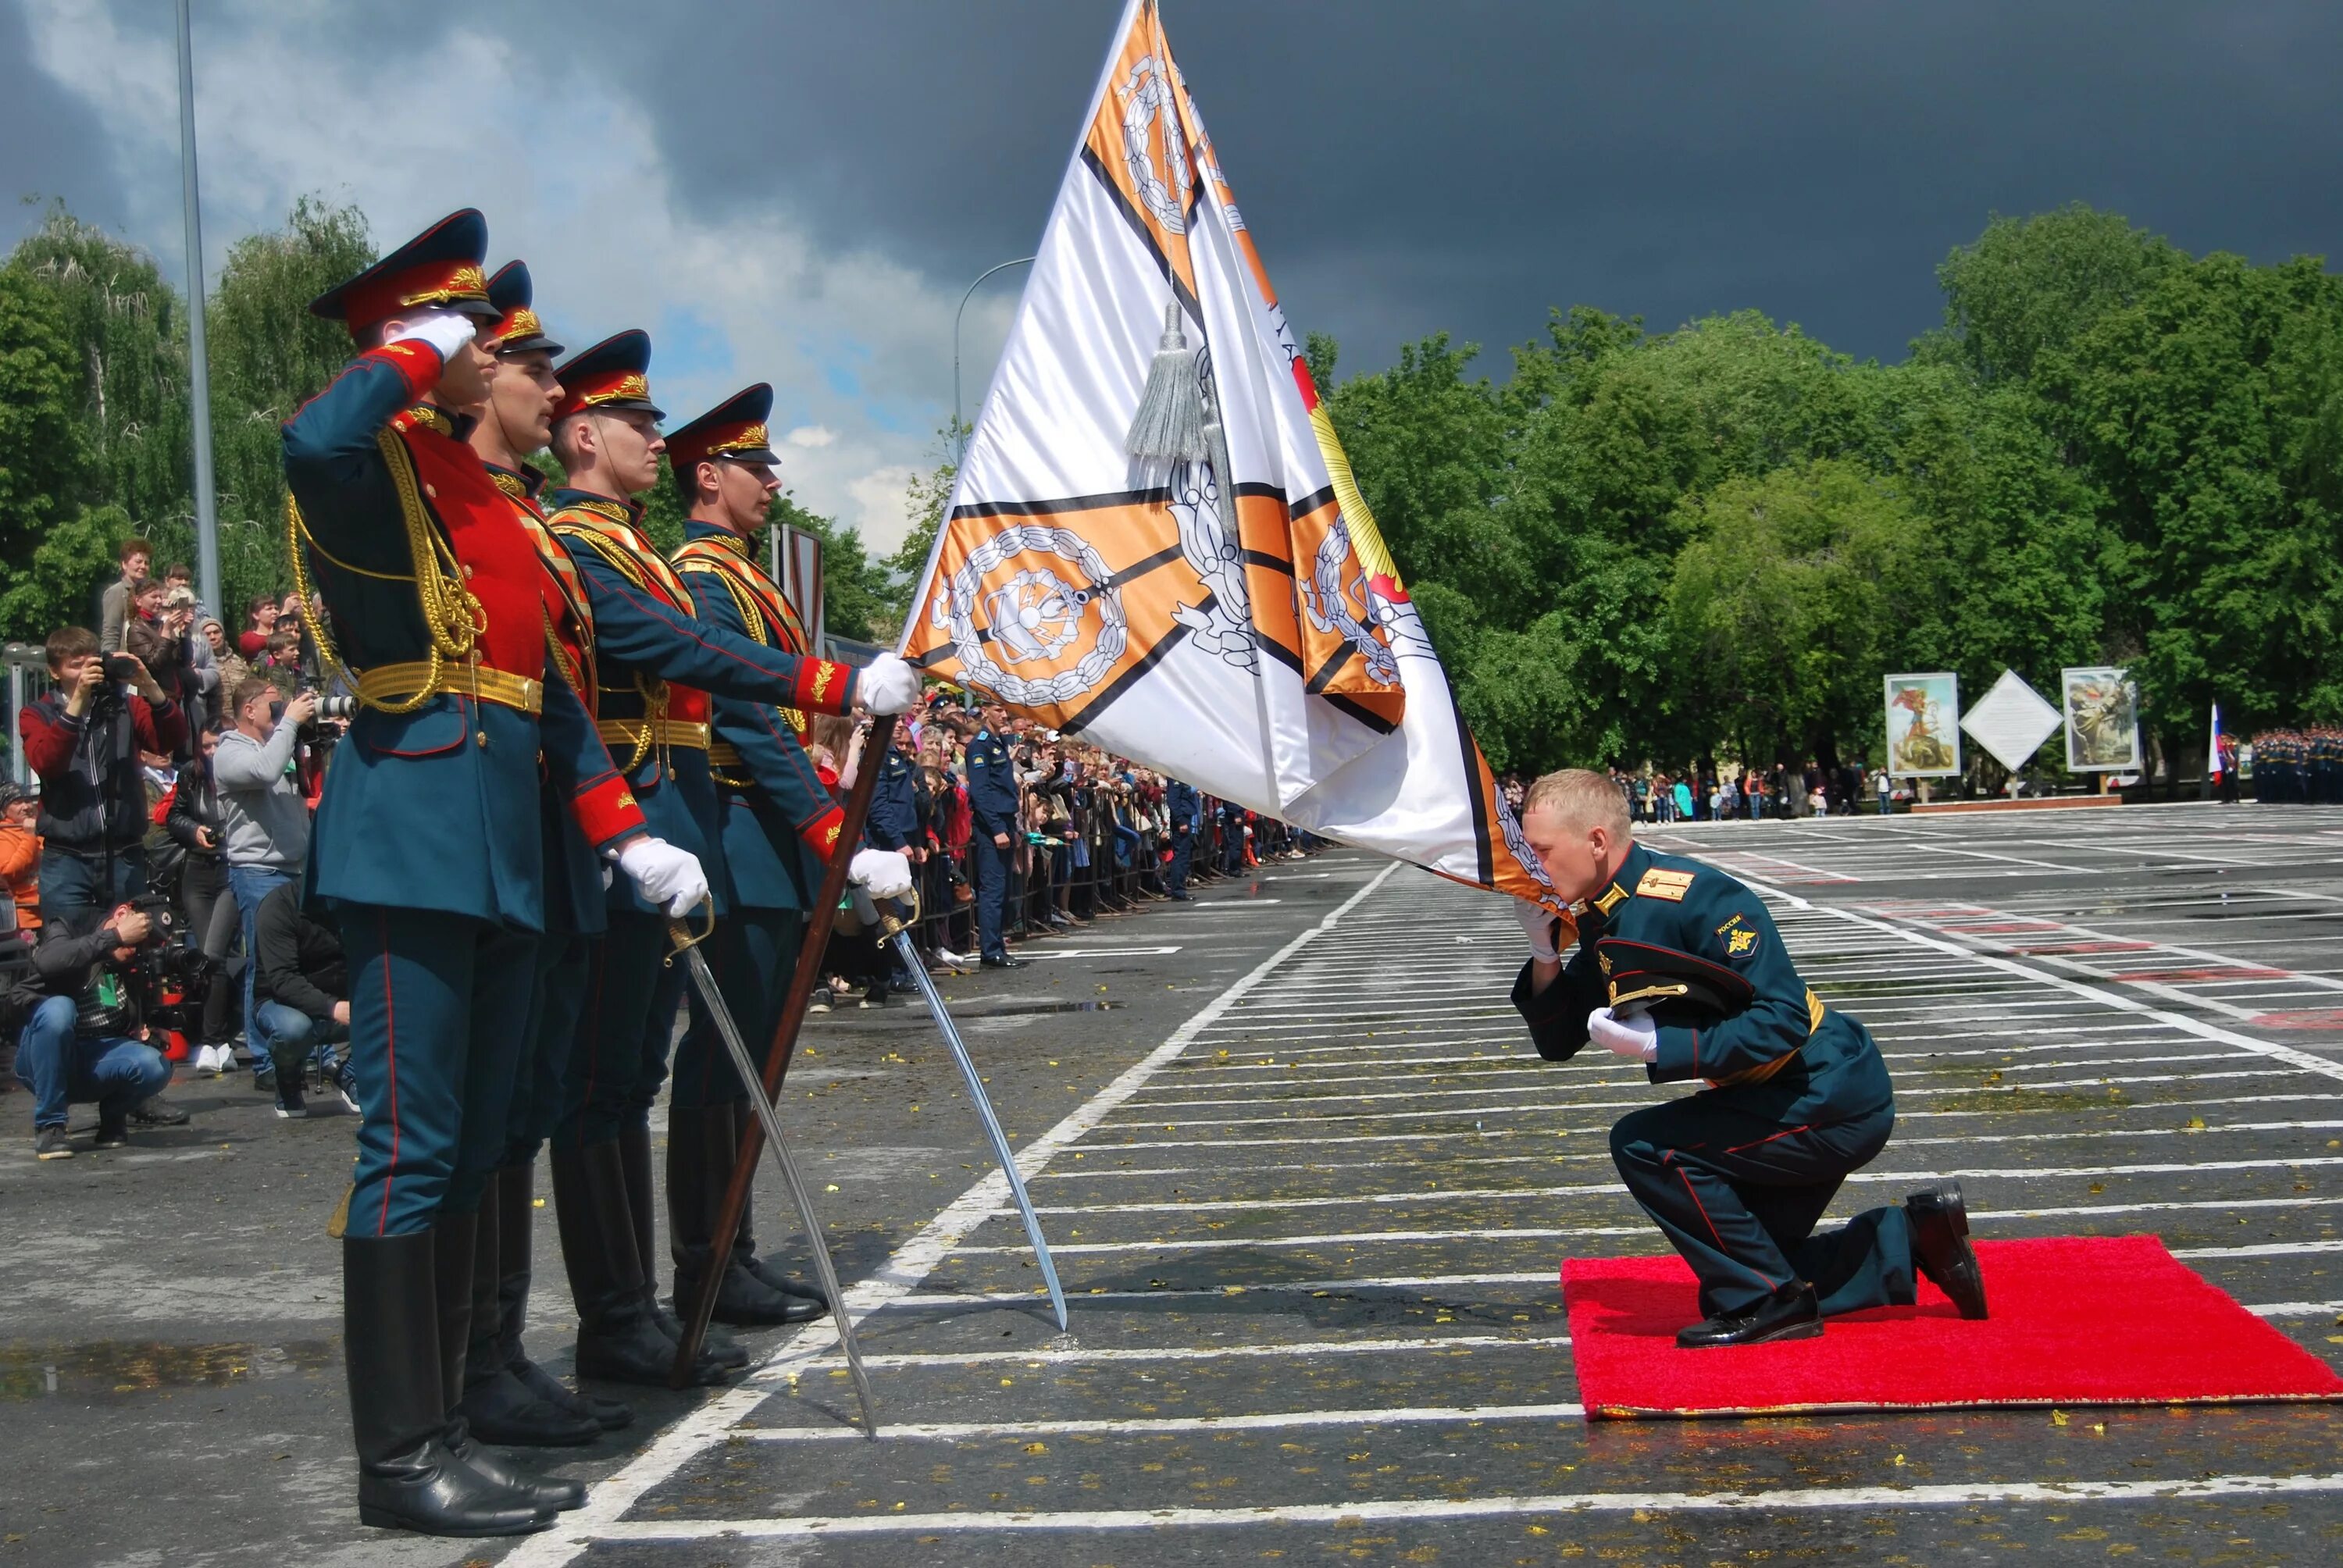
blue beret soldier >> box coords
[1509,769,1987,1347]
[1164,777,1201,899]
[284,212,713,1538]
[964,702,1025,968]
[540,339,923,1381]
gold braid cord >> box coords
[285,429,486,715]
[551,513,669,775]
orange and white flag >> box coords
[901,0,1553,905]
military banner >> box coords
[900,0,1554,904]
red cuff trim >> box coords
[370,340,445,400]
[791,659,853,716]
[801,804,846,858]
[572,774,646,848]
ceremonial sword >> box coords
[668,914,879,1438]
[866,889,1070,1331]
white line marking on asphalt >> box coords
[950,1194,2343,1255]
[501,863,1405,1567]
[1015,946,1182,959]
[2246,1300,2343,1317]
[1739,878,2343,1087]
[1016,1156,2343,1216]
[800,1333,1547,1370]
[740,1402,1589,1441]
[581,1472,2343,1540]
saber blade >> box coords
[683,946,879,1437]
[890,928,1071,1331]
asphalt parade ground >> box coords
[5,800,2343,1566]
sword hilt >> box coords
[663,899,717,966]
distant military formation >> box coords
[2249,727,2343,803]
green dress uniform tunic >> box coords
[1513,841,1917,1319]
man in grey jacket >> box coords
[214,675,316,1101]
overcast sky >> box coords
[8,0,2340,550]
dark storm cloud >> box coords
[9,2,2341,380]
[552,0,2343,372]
[0,0,134,249]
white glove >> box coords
[848,847,915,900]
[383,308,481,363]
[615,836,709,918]
[1588,1007,1659,1063]
[1515,898,1563,963]
[857,652,921,716]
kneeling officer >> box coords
[1510,769,1986,1345]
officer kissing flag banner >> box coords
[900,0,1555,907]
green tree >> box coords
[882,418,968,624]
[1930,202,2175,384]
[6,204,193,564]
[205,196,376,615]
[1666,459,1943,768]
[0,266,103,641]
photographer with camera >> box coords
[251,881,354,1118]
[10,899,176,1158]
[17,627,190,924]
[214,675,316,1091]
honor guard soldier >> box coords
[448,259,633,1448]
[1164,776,1200,899]
[540,334,922,1387]
[965,703,1024,967]
[667,383,909,1327]
[284,212,711,1538]
[1508,770,1987,1346]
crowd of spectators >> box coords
[1498,761,1886,827]
[4,551,1309,1153]
[797,695,1314,1007]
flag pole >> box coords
[668,714,899,1387]
[175,0,222,622]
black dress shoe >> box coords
[1674,1283,1823,1348]
[129,1095,191,1126]
[980,954,1029,969]
[1906,1181,1989,1320]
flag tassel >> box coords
[1125,301,1207,462]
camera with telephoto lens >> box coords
[316,693,357,722]
[116,893,212,1039]
[102,654,143,685]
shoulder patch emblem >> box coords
[1635,868,1695,902]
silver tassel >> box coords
[1125,301,1207,463]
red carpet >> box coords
[1561,1235,2343,1419]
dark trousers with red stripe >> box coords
[339,904,537,1236]
[1608,1095,1909,1320]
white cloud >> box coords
[19,0,1015,545]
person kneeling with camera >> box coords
[10,900,175,1159]
[252,881,353,1118]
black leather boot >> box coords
[344,1231,547,1538]
[556,1139,732,1387]
[498,1162,631,1431]
[672,1106,822,1327]
[1674,1282,1824,1349]
[622,1121,747,1369]
[433,1213,587,1512]
[459,1171,601,1447]
[726,1104,828,1310]
[1906,1181,1990,1320]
